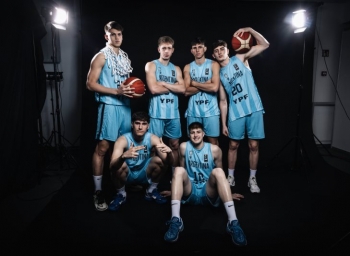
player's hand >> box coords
[160,190,171,197]
[156,138,172,153]
[118,81,135,98]
[123,142,145,158]
[232,193,244,201]
[222,126,229,137]
[233,27,250,37]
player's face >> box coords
[212,45,229,62]
[189,128,205,146]
[132,120,149,137]
[158,43,174,61]
[191,44,206,60]
[105,28,123,48]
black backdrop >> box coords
[80,1,324,180]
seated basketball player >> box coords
[164,122,247,246]
[108,111,173,211]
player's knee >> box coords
[229,141,239,151]
[212,168,225,179]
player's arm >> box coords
[163,66,186,94]
[86,52,134,97]
[211,144,223,169]
[153,136,174,165]
[145,61,170,95]
[234,27,270,62]
[178,142,187,168]
[191,61,220,93]
[109,136,128,172]
[218,83,229,136]
[183,64,200,97]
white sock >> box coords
[117,186,126,197]
[224,201,237,221]
[228,169,234,177]
[147,182,158,193]
[250,169,257,178]
[171,200,181,219]
[93,175,102,192]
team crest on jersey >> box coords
[144,145,148,153]
[172,70,175,76]
[224,73,229,81]
[189,150,193,159]
[192,69,195,76]
[204,154,208,162]
[158,67,162,75]
[205,68,209,75]
[233,64,239,71]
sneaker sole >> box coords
[248,183,260,193]
[144,196,167,204]
[226,229,247,246]
[95,204,108,211]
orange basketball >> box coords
[124,77,146,99]
[231,32,254,54]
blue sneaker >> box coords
[108,193,126,211]
[144,188,167,204]
[226,220,247,246]
[164,216,184,242]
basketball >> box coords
[124,77,146,99]
[231,32,254,54]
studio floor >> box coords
[1,145,350,255]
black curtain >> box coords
[0,0,47,198]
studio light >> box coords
[41,6,68,30]
[292,9,307,33]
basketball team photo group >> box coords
[87,20,270,247]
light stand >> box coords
[46,24,80,171]
[266,10,312,178]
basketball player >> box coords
[183,37,221,145]
[212,27,270,192]
[86,21,135,211]
[164,122,247,246]
[145,36,185,173]
[108,111,173,211]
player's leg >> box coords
[206,168,247,246]
[164,166,191,242]
[203,116,220,146]
[144,156,167,204]
[108,163,128,211]
[246,110,265,193]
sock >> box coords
[250,169,257,178]
[171,200,181,219]
[117,186,126,197]
[228,169,234,177]
[93,175,102,192]
[147,182,158,193]
[224,201,237,221]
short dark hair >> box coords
[212,40,227,51]
[104,21,124,33]
[132,111,150,123]
[188,122,204,131]
[191,37,206,46]
[158,36,174,47]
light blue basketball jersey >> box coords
[185,59,220,118]
[95,47,130,106]
[123,132,152,172]
[148,60,180,119]
[220,56,264,121]
[184,141,215,189]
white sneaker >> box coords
[227,175,235,187]
[248,177,260,193]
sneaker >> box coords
[227,175,235,187]
[93,190,108,211]
[226,220,247,246]
[108,193,126,211]
[248,176,260,193]
[164,217,184,242]
[145,188,167,204]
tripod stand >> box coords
[266,33,312,179]
[41,24,80,172]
